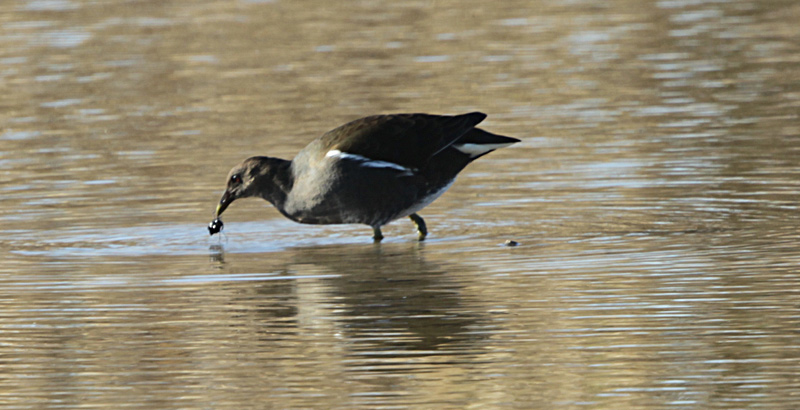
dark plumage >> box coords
[211,112,519,241]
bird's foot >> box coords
[372,226,384,242]
[409,213,427,241]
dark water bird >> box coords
[210,112,519,241]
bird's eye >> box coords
[231,174,242,184]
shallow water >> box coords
[2,0,800,408]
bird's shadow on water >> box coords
[209,241,491,355]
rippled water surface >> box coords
[2,0,800,408]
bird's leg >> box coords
[409,213,427,241]
[372,226,384,242]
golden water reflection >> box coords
[2,0,800,408]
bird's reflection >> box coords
[310,244,484,353]
[209,242,487,357]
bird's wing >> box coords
[317,112,486,169]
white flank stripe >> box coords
[326,149,413,174]
[453,142,515,157]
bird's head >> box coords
[215,156,287,217]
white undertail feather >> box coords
[453,143,515,158]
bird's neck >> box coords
[257,159,293,209]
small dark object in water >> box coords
[504,239,519,247]
[208,218,224,235]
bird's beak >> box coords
[216,190,232,217]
